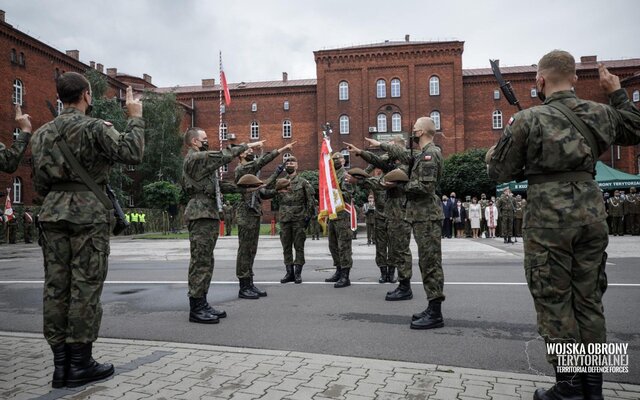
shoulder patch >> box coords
[508,116,515,126]
[424,155,432,161]
[103,121,113,127]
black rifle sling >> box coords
[547,102,599,173]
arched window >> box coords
[391,78,401,98]
[251,102,257,112]
[392,113,402,132]
[56,99,64,115]
[376,79,386,98]
[10,49,17,63]
[283,152,292,162]
[430,111,441,131]
[13,177,22,204]
[250,121,260,139]
[429,76,440,96]
[341,149,351,168]
[18,52,25,66]
[633,90,640,103]
[13,79,23,105]
[377,114,387,133]
[339,115,349,134]
[339,81,349,101]
[282,120,292,138]
[219,122,228,140]
[492,110,503,130]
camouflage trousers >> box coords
[328,214,352,269]
[279,219,306,266]
[610,216,624,235]
[40,221,110,346]
[523,220,608,365]
[374,216,389,268]
[309,220,322,239]
[366,221,375,243]
[410,220,445,301]
[387,218,412,280]
[224,221,233,236]
[630,213,640,235]
[187,218,219,298]
[514,218,523,237]
[501,215,514,237]
[236,214,261,279]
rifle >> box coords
[106,185,130,235]
[490,59,522,111]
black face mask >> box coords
[245,154,255,162]
[411,134,420,144]
[333,162,342,170]
[285,166,295,174]
[199,141,209,151]
[537,80,546,102]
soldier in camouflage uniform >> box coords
[31,74,144,388]
[496,189,516,243]
[234,142,295,299]
[266,156,315,284]
[626,187,640,235]
[182,128,263,323]
[1,105,32,173]
[514,195,526,238]
[363,194,376,245]
[488,51,640,399]
[309,201,322,239]
[607,190,624,235]
[222,202,234,236]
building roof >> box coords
[463,58,640,77]
[325,40,458,51]
[154,79,317,94]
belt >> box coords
[50,182,92,192]
[527,171,593,185]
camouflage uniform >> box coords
[488,88,640,364]
[607,196,624,235]
[309,203,322,239]
[31,107,144,346]
[514,198,526,237]
[0,129,31,173]
[328,167,354,271]
[625,189,640,235]
[363,201,376,244]
[182,145,248,298]
[496,193,516,239]
[222,204,234,236]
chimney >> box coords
[96,63,104,73]
[65,50,79,60]
[90,61,95,69]
[405,34,410,42]
[202,78,216,87]
[143,73,152,84]
[282,72,288,82]
[0,10,5,23]
[580,55,597,64]
[106,68,117,78]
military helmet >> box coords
[331,152,343,160]
[285,155,297,162]
[383,168,409,183]
[237,174,263,187]
[348,168,370,179]
[275,178,291,191]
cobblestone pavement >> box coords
[1,332,638,400]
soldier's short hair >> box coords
[184,127,204,146]
[390,136,406,147]
[538,50,576,84]
[56,72,90,104]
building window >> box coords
[283,152,292,162]
[220,122,228,140]
[56,99,64,115]
[250,121,260,139]
[13,79,24,105]
[339,115,349,134]
[376,79,386,98]
[531,88,538,98]
[633,90,640,103]
[284,100,290,110]
[377,114,387,133]
[430,111,441,131]
[282,120,292,138]
[13,128,20,141]
[341,149,351,168]
[221,105,226,114]
[391,78,401,98]
[339,81,349,101]
[429,76,440,96]
[13,177,22,204]
[18,52,25,66]
[492,110,503,130]
[128,195,134,207]
[391,113,402,132]
[11,49,17,63]
[127,165,135,172]
[251,102,257,112]
[222,164,229,173]
[493,89,501,100]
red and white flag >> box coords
[220,53,231,106]
[4,189,14,222]
[318,138,344,226]
[344,200,358,231]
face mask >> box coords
[411,135,420,144]
[245,154,255,162]
[199,141,209,151]
[537,79,546,102]
[285,166,295,174]
[334,162,342,170]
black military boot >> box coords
[385,279,413,301]
[66,343,114,388]
[203,292,227,318]
[325,266,342,283]
[51,343,67,388]
[507,236,514,244]
[410,300,444,329]
[534,371,584,400]
[386,267,397,283]
[250,276,267,297]
[504,237,508,243]
[280,265,295,283]
[582,373,603,400]
[239,277,259,299]
[334,268,351,288]
[378,266,388,283]
[189,297,220,323]
[294,264,303,284]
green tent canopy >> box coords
[496,161,640,194]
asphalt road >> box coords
[1,234,638,384]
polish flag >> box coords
[318,137,345,226]
[4,189,14,222]
[220,61,231,106]
[344,201,357,231]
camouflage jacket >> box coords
[361,176,387,220]
[273,174,315,223]
[625,193,639,214]
[182,145,248,222]
[488,89,640,228]
[514,199,526,219]
[403,142,444,222]
[0,130,31,173]
[378,143,413,221]
[496,194,516,217]
[235,149,280,217]
[607,197,624,217]
[32,107,144,224]
[334,167,353,220]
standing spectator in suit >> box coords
[485,200,498,238]
[441,195,452,238]
[452,200,467,238]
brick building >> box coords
[2,9,640,213]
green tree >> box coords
[440,148,494,198]
[84,68,108,99]
[142,181,181,210]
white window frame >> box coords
[128,195,134,207]
[283,152,292,162]
[492,110,503,130]
[376,79,386,98]
[251,102,257,112]
[13,177,22,204]
[127,165,135,172]
[339,81,349,101]
[222,164,229,173]
[390,78,401,98]
[339,115,349,135]
[633,90,640,103]
[220,122,228,141]
[430,111,441,131]
[221,105,226,114]
[341,149,351,168]
[13,79,23,105]
[531,88,538,98]
[284,100,290,110]
[282,120,292,138]
[429,76,440,96]
[250,121,260,139]
[13,128,20,141]
[377,114,387,133]
[493,89,501,100]
[391,113,402,132]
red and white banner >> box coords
[344,200,357,231]
[220,62,231,106]
[4,189,14,222]
[318,138,344,226]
